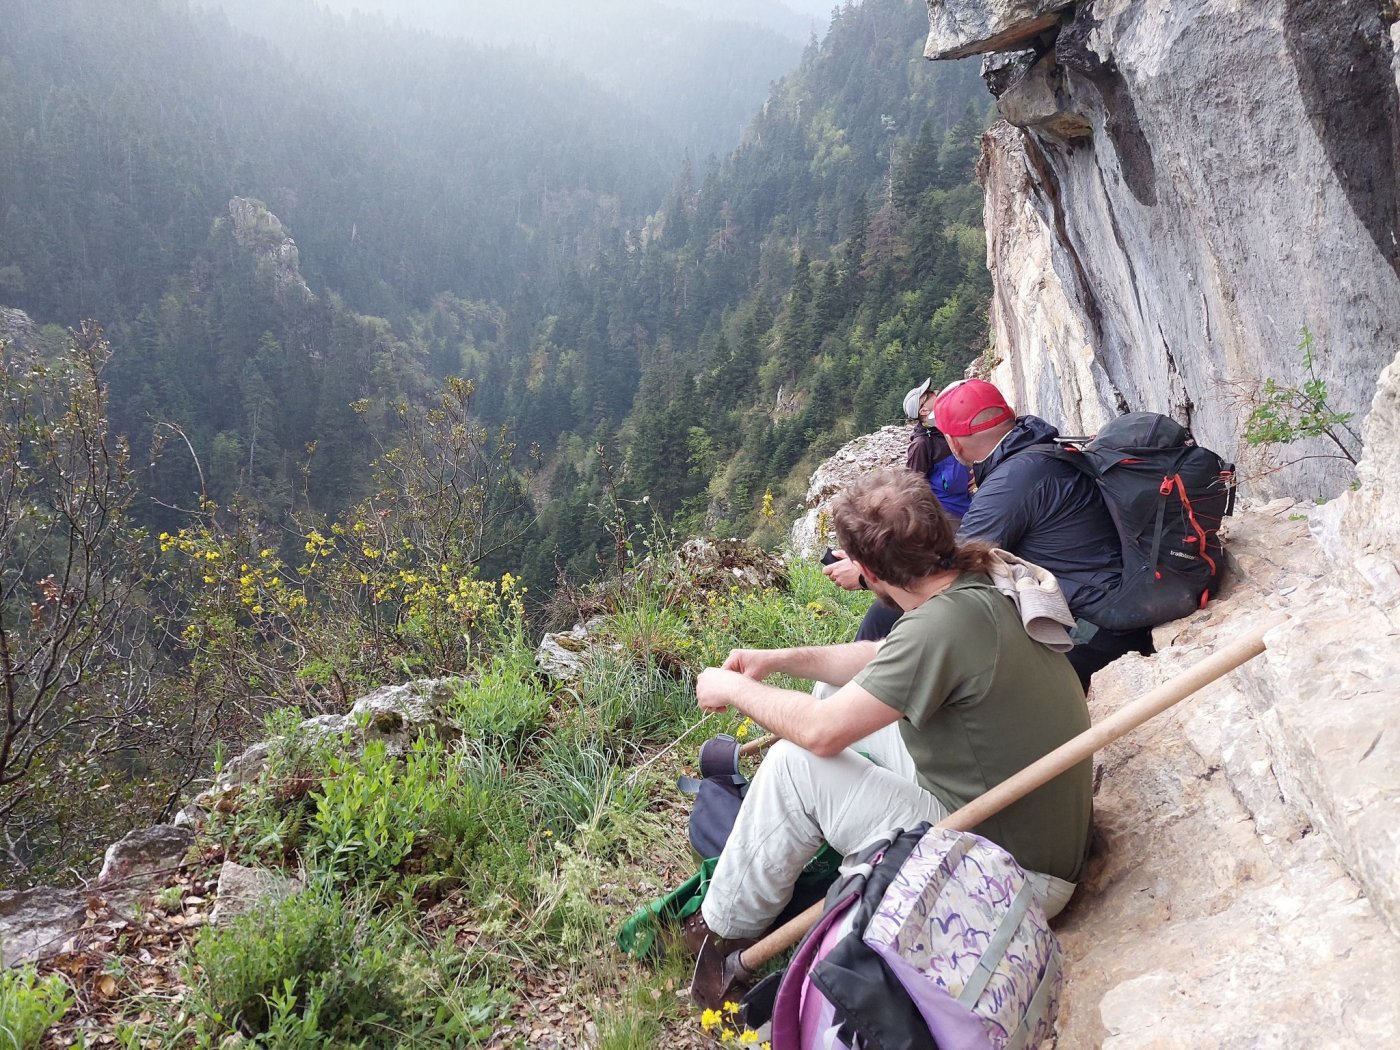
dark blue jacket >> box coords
[955,415,1120,620]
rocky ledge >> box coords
[1055,349,1400,1046]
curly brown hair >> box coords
[832,469,994,588]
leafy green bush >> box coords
[0,967,72,1050]
[1244,327,1359,465]
[308,735,472,884]
[447,658,551,748]
[188,890,403,1045]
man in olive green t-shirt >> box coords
[688,469,1092,972]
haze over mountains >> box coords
[0,0,993,887]
[219,0,827,161]
[0,0,989,589]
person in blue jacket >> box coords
[823,378,973,641]
[902,377,972,519]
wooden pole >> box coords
[739,733,779,757]
[733,611,1288,972]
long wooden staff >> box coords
[739,733,779,757]
[712,611,1289,995]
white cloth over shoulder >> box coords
[986,549,1076,652]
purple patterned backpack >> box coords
[766,823,1063,1050]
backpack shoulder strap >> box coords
[1019,442,1099,479]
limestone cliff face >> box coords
[0,306,38,354]
[224,197,315,304]
[929,0,1400,499]
[1052,347,1400,1048]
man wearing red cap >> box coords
[933,378,1153,688]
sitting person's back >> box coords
[685,469,1094,1007]
[855,565,1090,881]
[955,412,1119,617]
[934,379,1153,688]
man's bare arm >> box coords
[696,668,901,757]
[721,639,881,688]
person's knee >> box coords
[762,739,809,777]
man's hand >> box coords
[696,667,745,713]
[822,549,863,591]
[720,648,781,681]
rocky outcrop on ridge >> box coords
[0,306,38,354]
[0,679,460,966]
[224,196,315,304]
[927,0,1400,501]
[789,423,909,556]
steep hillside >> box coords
[0,0,991,598]
[0,0,669,328]
[508,0,995,584]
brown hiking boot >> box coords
[679,910,756,958]
[690,931,759,1011]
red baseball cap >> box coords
[932,379,1015,437]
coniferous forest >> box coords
[0,0,992,886]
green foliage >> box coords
[0,967,73,1050]
[523,741,647,841]
[1243,328,1360,465]
[308,739,433,883]
[157,377,533,717]
[446,658,552,749]
[0,325,216,885]
[187,890,405,1046]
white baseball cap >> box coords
[902,378,933,419]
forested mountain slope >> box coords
[0,0,668,327]
[0,0,990,593]
[0,0,992,895]
[511,0,993,582]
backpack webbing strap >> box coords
[675,773,747,796]
[1145,479,1170,574]
[1004,942,1063,1050]
[1142,449,1193,575]
[956,875,1037,1007]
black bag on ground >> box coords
[1040,412,1236,632]
[677,734,749,858]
